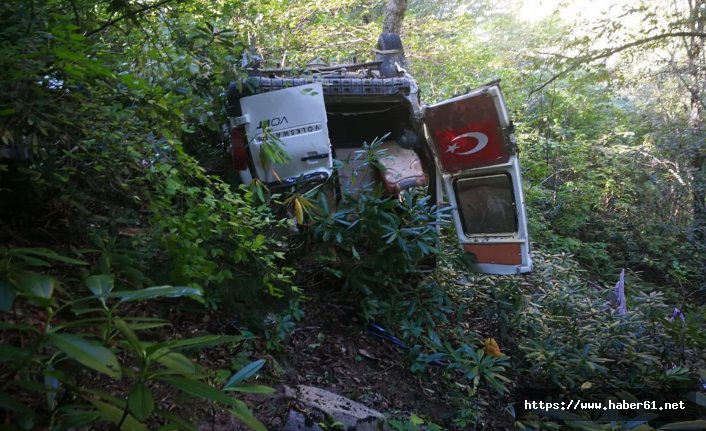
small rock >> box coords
[295,385,385,431]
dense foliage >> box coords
[2,0,705,430]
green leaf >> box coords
[48,333,121,379]
[155,352,196,375]
[10,248,88,266]
[111,285,203,303]
[10,272,54,301]
[90,399,148,431]
[147,335,238,355]
[115,318,143,357]
[224,359,265,389]
[156,376,239,407]
[410,414,424,425]
[0,279,15,311]
[224,384,274,394]
[86,275,114,305]
[128,383,155,421]
[53,406,101,429]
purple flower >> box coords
[614,268,627,315]
[669,307,686,324]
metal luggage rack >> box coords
[229,75,413,97]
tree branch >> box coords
[69,0,80,26]
[85,0,175,37]
[529,31,706,97]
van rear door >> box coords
[424,82,532,274]
[237,83,332,185]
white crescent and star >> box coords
[446,132,488,155]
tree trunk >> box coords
[382,0,408,35]
[686,0,706,242]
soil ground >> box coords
[179,283,514,431]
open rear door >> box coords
[424,82,531,274]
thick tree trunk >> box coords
[382,0,408,35]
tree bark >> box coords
[382,0,408,35]
[686,0,706,242]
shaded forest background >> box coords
[1,0,705,430]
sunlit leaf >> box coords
[224,359,266,389]
[85,274,114,305]
[10,272,55,301]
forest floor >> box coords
[163,283,513,431]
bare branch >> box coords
[530,31,706,97]
[85,0,174,37]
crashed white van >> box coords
[225,33,531,275]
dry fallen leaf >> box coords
[483,337,504,357]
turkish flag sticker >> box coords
[426,92,511,172]
[433,122,506,171]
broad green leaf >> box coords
[147,335,238,355]
[155,352,196,375]
[10,272,54,301]
[10,248,88,265]
[85,275,114,305]
[223,384,274,394]
[224,359,266,389]
[48,333,121,379]
[115,318,143,357]
[410,414,424,425]
[156,376,239,407]
[128,383,155,421]
[111,285,203,303]
[90,399,148,431]
[53,406,101,429]
[0,279,15,311]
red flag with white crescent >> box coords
[426,92,511,172]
